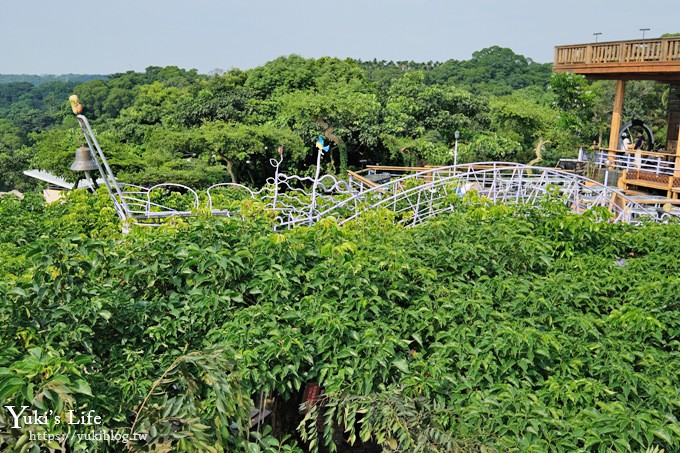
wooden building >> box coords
[554,36,680,199]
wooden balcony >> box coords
[554,37,680,80]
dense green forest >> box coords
[0,46,669,192]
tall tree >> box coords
[275,81,381,172]
[381,71,489,164]
[199,122,305,184]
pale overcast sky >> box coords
[2,0,678,74]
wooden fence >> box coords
[555,37,680,66]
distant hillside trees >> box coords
[0,46,668,191]
[0,74,106,85]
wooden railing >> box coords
[555,37,680,66]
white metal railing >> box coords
[74,113,673,230]
[327,163,660,226]
[589,150,676,176]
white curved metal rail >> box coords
[75,114,667,230]
[288,163,661,229]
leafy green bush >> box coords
[1,193,679,452]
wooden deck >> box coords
[554,37,680,80]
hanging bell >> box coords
[70,146,98,172]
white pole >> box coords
[453,130,460,171]
[454,139,459,168]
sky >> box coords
[2,0,679,75]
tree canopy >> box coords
[0,46,669,191]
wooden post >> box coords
[677,126,680,173]
[673,123,680,198]
[661,38,668,61]
[669,84,680,197]
[667,84,680,153]
[608,80,625,163]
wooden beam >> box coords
[599,147,675,159]
[365,165,432,172]
[553,62,680,73]
[583,74,680,82]
[553,63,680,81]
[608,80,625,165]
[346,170,387,194]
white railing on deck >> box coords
[589,150,676,176]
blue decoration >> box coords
[316,135,330,153]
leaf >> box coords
[651,428,672,445]
[72,379,93,396]
[246,443,261,453]
[8,287,27,297]
[45,440,62,450]
[99,310,112,320]
[73,354,92,365]
[0,377,23,400]
[393,359,410,373]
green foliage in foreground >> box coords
[0,192,679,452]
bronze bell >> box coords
[70,146,98,172]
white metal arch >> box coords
[74,113,666,231]
[278,162,659,229]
